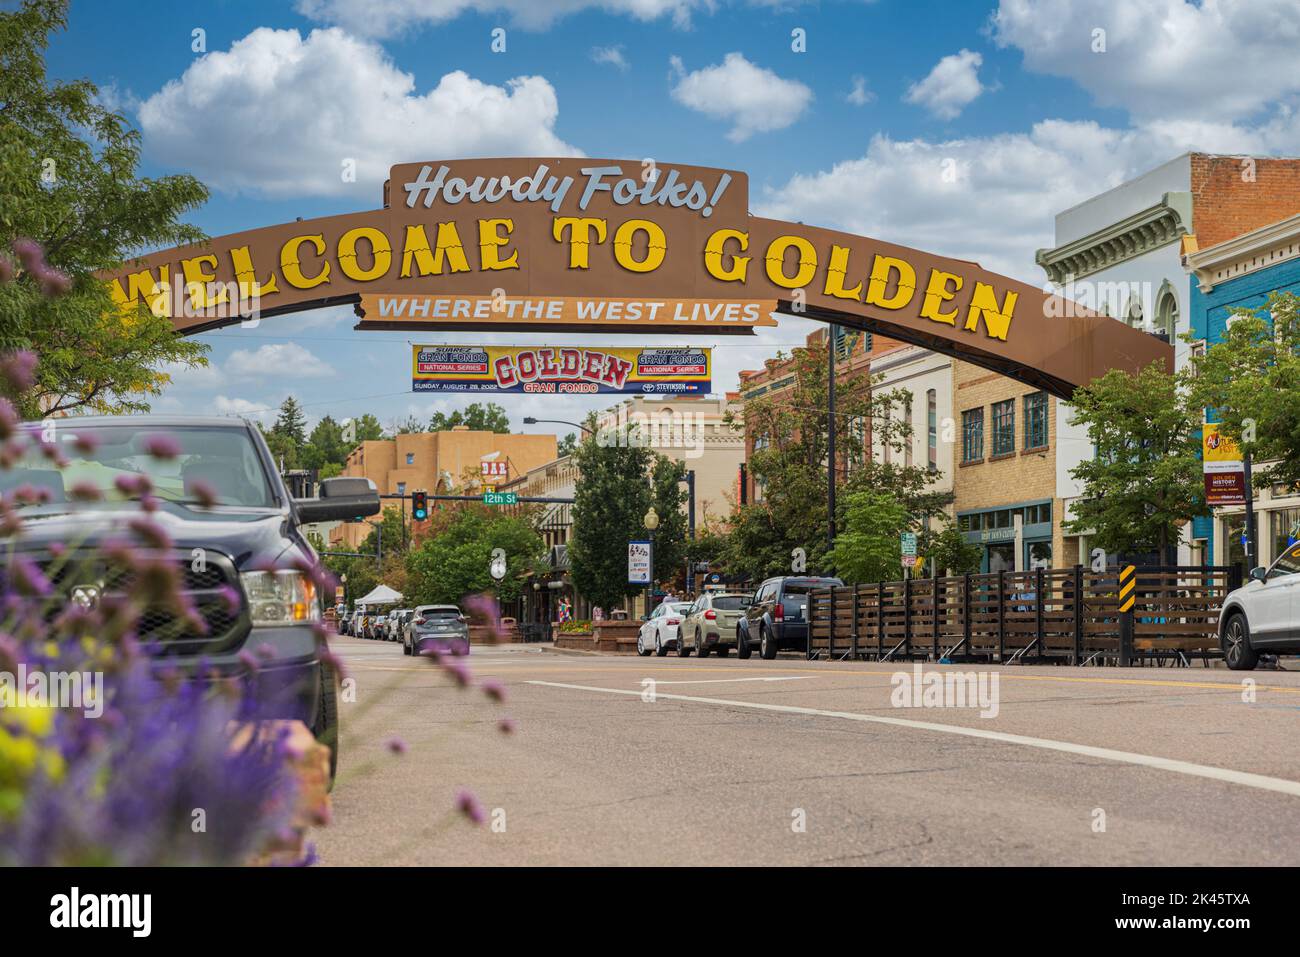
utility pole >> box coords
[827,324,838,550]
[684,469,696,593]
[1244,451,1258,571]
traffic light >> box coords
[411,489,428,521]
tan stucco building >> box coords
[329,427,557,548]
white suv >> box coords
[1218,541,1300,669]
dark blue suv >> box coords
[737,575,843,659]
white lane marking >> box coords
[650,676,815,686]
[526,681,1300,798]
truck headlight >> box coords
[239,570,319,625]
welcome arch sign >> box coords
[103,157,1170,399]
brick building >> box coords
[1038,152,1300,567]
[329,427,557,549]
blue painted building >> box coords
[1184,212,1300,577]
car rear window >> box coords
[711,596,745,610]
[425,608,461,619]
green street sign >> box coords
[483,491,518,506]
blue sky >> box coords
[42,0,1300,435]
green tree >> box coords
[429,402,510,433]
[828,489,911,583]
[922,521,983,578]
[272,395,307,446]
[1065,360,1203,561]
[0,0,210,417]
[351,413,385,443]
[302,414,347,471]
[1188,291,1300,489]
[557,432,578,457]
[724,341,948,581]
[405,508,544,606]
[649,454,688,590]
[392,414,423,434]
[569,430,655,612]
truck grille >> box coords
[15,549,248,656]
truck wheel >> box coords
[1222,613,1259,671]
[315,660,340,788]
[737,628,752,659]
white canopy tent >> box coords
[355,584,403,606]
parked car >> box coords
[404,604,470,656]
[1218,542,1300,669]
[637,600,693,657]
[1,415,381,781]
[678,592,750,657]
[737,576,844,659]
[384,608,410,642]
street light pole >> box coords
[644,506,659,618]
[523,416,594,436]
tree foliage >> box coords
[1065,360,1203,560]
[0,0,210,417]
[1188,291,1300,490]
[429,402,510,434]
[405,508,544,606]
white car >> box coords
[1218,541,1300,670]
[637,601,693,657]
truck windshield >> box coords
[6,424,276,509]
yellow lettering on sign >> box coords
[338,226,392,282]
[109,265,171,317]
[864,256,916,310]
[764,235,817,289]
[478,219,520,271]
[613,219,666,273]
[920,269,962,326]
[965,281,1017,341]
[281,235,331,290]
[229,245,279,296]
[823,245,864,302]
[401,223,470,277]
[181,255,229,311]
[703,228,750,282]
[553,217,608,269]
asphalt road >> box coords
[315,634,1300,866]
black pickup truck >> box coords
[1,415,381,777]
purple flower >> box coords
[0,398,18,441]
[142,433,181,460]
[68,481,102,502]
[439,656,472,689]
[184,478,218,508]
[127,516,172,551]
[480,678,507,703]
[10,556,51,597]
[455,789,486,826]
[0,350,38,392]
[71,432,99,455]
[385,737,408,756]
[497,717,516,735]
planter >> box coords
[592,619,643,654]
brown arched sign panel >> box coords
[103,158,1170,399]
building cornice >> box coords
[1182,211,1300,292]
[1035,192,1192,284]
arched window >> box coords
[1155,282,1179,341]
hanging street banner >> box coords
[628,541,652,585]
[411,344,711,394]
[99,156,1173,399]
[1203,423,1247,506]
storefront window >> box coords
[1225,516,1249,580]
[987,543,1015,573]
[1270,508,1300,565]
[1027,541,1052,569]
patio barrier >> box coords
[807,565,1240,666]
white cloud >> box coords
[903,49,985,120]
[296,0,709,36]
[991,0,1300,123]
[213,395,275,422]
[669,52,813,142]
[755,118,1273,285]
[155,358,224,391]
[846,75,874,106]
[227,342,335,379]
[137,27,578,198]
[591,45,630,71]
